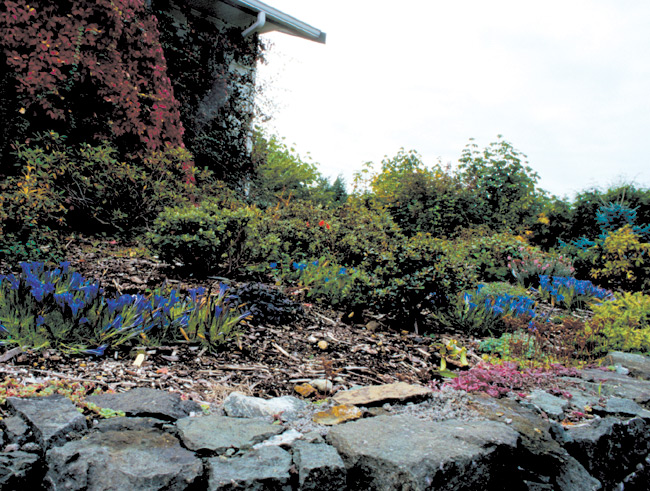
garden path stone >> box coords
[331,382,432,406]
[327,414,519,490]
[292,441,347,491]
[604,351,650,380]
[207,445,292,491]
[598,397,650,418]
[223,391,307,422]
[0,451,41,488]
[85,387,201,421]
[6,394,87,450]
[44,428,202,490]
[176,414,284,454]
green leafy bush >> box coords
[455,230,527,283]
[365,233,477,331]
[360,148,474,237]
[245,200,335,264]
[590,226,650,293]
[269,256,366,308]
[585,292,650,354]
[457,137,545,233]
[147,200,254,275]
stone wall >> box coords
[2,352,650,489]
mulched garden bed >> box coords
[1,239,478,405]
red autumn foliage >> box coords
[1,0,192,178]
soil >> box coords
[0,238,473,406]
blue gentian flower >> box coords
[83,344,108,356]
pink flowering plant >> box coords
[431,361,579,398]
[508,246,575,287]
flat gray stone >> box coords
[208,446,292,490]
[0,416,30,445]
[7,395,87,449]
[292,441,346,490]
[575,369,650,403]
[524,390,570,420]
[93,416,166,433]
[177,414,284,454]
[86,387,201,421]
[564,389,600,413]
[223,392,307,422]
[0,451,40,488]
[605,352,650,380]
[600,397,650,418]
[45,429,202,490]
[327,414,519,490]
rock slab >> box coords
[86,387,201,421]
[45,428,202,490]
[7,394,87,450]
[293,441,347,490]
[177,414,284,454]
[332,382,432,406]
[327,414,520,490]
[208,446,292,491]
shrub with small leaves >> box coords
[590,225,650,293]
[584,291,650,354]
[147,200,254,275]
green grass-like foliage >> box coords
[430,284,538,336]
[0,262,250,354]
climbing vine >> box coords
[0,0,190,176]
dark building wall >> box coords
[153,0,261,184]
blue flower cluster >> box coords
[538,275,614,308]
[465,287,538,320]
[0,262,250,356]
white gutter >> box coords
[227,0,326,44]
[242,10,266,37]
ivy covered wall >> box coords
[153,0,263,186]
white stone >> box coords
[222,392,307,422]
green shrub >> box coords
[245,200,336,264]
[457,137,545,233]
[0,132,200,253]
[455,230,527,283]
[147,201,254,275]
[365,233,477,331]
[585,291,650,354]
[269,256,367,309]
[590,226,650,293]
[360,148,474,237]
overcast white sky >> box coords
[256,0,650,200]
